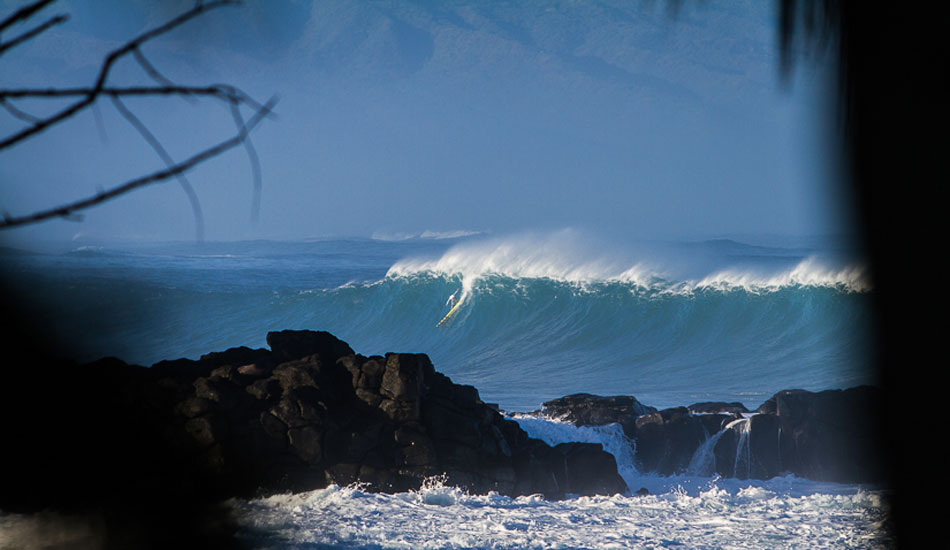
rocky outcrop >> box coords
[1,326,885,550]
[533,386,884,483]
[629,407,740,475]
[535,393,739,476]
[0,329,886,550]
[687,401,750,415]
[538,393,657,434]
[2,330,626,515]
[748,387,885,482]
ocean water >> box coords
[0,229,890,548]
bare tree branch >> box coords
[110,95,206,241]
[132,46,177,88]
[229,100,263,223]
[1,85,272,113]
[0,0,238,152]
[0,0,53,33]
[0,12,67,56]
[0,98,41,123]
[0,0,275,234]
[0,97,277,230]
[117,43,201,237]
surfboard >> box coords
[436,296,464,327]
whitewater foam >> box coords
[228,478,892,549]
[693,257,870,294]
[228,416,892,547]
[511,414,640,491]
[385,231,870,294]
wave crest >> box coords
[385,231,870,294]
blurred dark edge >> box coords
[779,2,946,547]
[2,1,946,548]
[0,284,243,549]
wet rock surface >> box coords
[537,393,657,436]
[533,385,885,482]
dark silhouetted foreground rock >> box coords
[2,330,626,530]
[533,386,885,483]
[1,329,883,549]
[749,387,885,482]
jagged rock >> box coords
[539,393,657,430]
[246,378,281,401]
[270,358,321,391]
[688,401,749,415]
[395,428,437,467]
[200,346,272,369]
[551,442,627,496]
[380,353,431,401]
[531,387,882,484]
[116,331,629,499]
[175,396,212,418]
[210,364,236,379]
[631,407,708,474]
[288,426,323,462]
[748,386,885,482]
[258,412,287,442]
[7,326,881,526]
[696,413,739,437]
[237,362,271,378]
[747,414,781,479]
[325,463,361,486]
[266,330,354,364]
[184,415,227,448]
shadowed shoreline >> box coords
[1,323,888,549]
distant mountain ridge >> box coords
[285,0,780,112]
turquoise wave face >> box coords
[302,273,874,410]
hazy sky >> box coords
[0,0,849,245]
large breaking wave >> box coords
[0,230,874,411]
[316,231,874,409]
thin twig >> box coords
[0,0,273,234]
[91,101,108,143]
[0,98,41,123]
[110,95,206,241]
[1,85,272,114]
[132,46,176,88]
[0,0,237,152]
[0,0,54,33]
[0,13,68,56]
[229,101,263,223]
[0,97,277,230]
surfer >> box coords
[437,289,463,327]
[445,290,458,309]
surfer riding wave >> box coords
[437,289,463,327]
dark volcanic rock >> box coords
[2,330,627,519]
[688,401,749,415]
[630,407,708,474]
[540,393,657,430]
[749,386,885,482]
[550,442,627,496]
[2,325,884,550]
[534,387,882,483]
[266,329,354,364]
